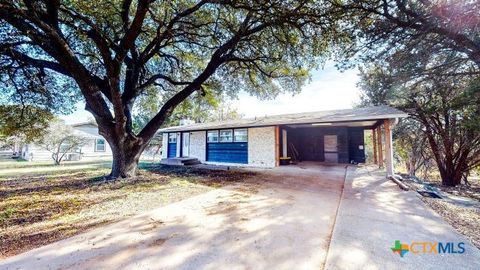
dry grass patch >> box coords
[0,162,256,258]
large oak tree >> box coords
[358,57,480,187]
[345,0,480,186]
[0,0,343,178]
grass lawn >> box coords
[0,158,254,258]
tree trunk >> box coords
[406,152,417,176]
[437,163,463,187]
[441,172,462,187]
[107,135,145,179]
[110,153,138,178]
[52,153,60,165]
[423,128,464,187]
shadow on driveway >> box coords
[1,164,347,270]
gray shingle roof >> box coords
[158,105,408,133]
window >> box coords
[219,129,233,142]
[234,129,248,142]
[168,133,177,143]
[208,129,247,143]
[95,138,106,152]
[207,130,218,142]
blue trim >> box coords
[206,142,248,164]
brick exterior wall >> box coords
[248,126,276,167]
[189,131,206,161]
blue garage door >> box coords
[167,143,177,158]
[207,143,248,164]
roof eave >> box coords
[157,113,409,133]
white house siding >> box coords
[176,132,181,157]
[189,131,206,161]
[80,138,112,160]
[161,133,169,159]
[22,138,112,162]
[21,123,112,162]
[70,124,112,160]
[248,126,276,167]
[22,144,52,161]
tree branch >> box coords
[0,47,70,76]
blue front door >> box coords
[167,143,177,158]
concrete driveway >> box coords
[2,164,479,270]
[324,166,480,270]
[0,163,346,270]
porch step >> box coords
[160,157,201,166]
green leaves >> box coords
[0,105,54,142]
[1,0,345,173]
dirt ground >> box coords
[432,181,480,202]
[426,176,480,250]
[401,176,480,250]
[0,161,255,258]
[422,198,480,249]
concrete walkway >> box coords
[324,166,480,270]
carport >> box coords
[275,108,407,177]
[281,125,368,164]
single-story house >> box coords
[21,122,112,162]
[159,105,408,176]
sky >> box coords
[231,63,361,118]
[61,62,361,124]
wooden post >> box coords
[282,129,288,157]
[372,128,378,164]
[377,126,383,168]
[384,119,394,176]
[275,126,280,166]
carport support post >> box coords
[376,126,383,168]
[275,126,280,166]
[384,119,394,177]
[372,129,378,164]
[282,129,288,157]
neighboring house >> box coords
[21,122,112,162]
[159,106,408,176]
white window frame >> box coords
[95,138,106,152]
[207,130,219,143]
[234,129,248,142]
[219,129,233,143]
[168,133,177,143]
